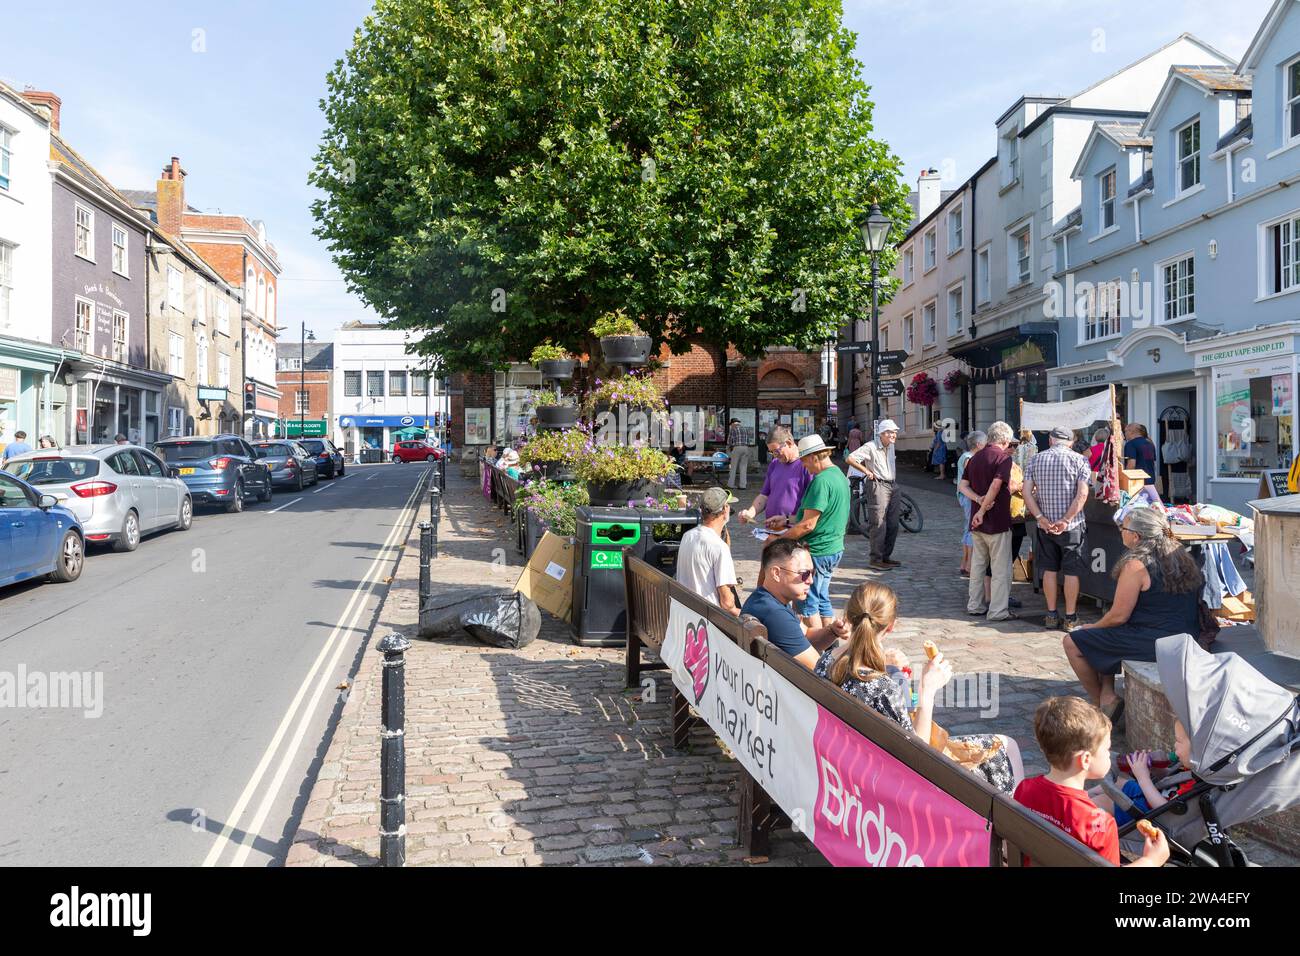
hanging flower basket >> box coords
[906,372,940,407]
[943,369,969,393]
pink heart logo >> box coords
[682,620,710,704]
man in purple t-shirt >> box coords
[738,425,811,528]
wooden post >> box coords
[671,688,693,751]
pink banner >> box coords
[811,705,990,867]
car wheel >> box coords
[113,510,140,552]
[47,530,84,583]
[258,478,273,502]
[177,496,193,531]
[338,463,345,477]
[426,454,436,463]
[296,473,305,492]
[226,481,245,513]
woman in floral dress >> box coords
[814,581,1023,793]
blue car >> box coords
[0,470,84,588]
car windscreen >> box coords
[255,444,294,458]
[3,458,100,484]
[155,441,217,462]
[300,440,326,454]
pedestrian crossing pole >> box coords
[378,632,411,867]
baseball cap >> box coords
[1049,426,1073,441]
[877,419,900,433]
[700,486,737,512]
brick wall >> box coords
[276,370,332,422]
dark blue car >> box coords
[0,470,84,589]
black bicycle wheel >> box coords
[899,493,924,533]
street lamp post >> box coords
[859,204,894,434]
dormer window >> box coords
[1004,130,1020,185]
[1176,120,1201,195]
[1099,168,1116,230]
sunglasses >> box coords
[777,567,814,583]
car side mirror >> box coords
[38,494,58,510]
[169,466,181,478]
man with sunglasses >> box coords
[741,539,849,670]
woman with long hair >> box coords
[1063,507,1203,724]
[815,582,1023,793]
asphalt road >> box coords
[0,460,429,866]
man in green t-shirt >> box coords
[764,434,849,628]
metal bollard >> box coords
[418,521,432,604]
[378,632,411,867]
[428,484,441,559]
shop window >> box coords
[1214,359,1295,481]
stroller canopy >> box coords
[1156,634,1300,786]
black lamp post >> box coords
[300,323,316,439]
[859,203,894,432]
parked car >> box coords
[153,435,273,513]
[5,445,193,552]
[0,471,84,587]
[297,437,345,478]
[392,440,444,464]
[252,440,319,490]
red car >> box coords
[391,440,445,464]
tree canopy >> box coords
[312,0,910,371]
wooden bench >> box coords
[624,555,1109,867]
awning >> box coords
[949,323,1057,376]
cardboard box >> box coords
[515,531,574,622]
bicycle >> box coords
[848,476,923,535]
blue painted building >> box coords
[1048,0,1300,515]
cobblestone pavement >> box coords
[288,462,1296,867]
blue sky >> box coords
[0,0,1274,341]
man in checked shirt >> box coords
[1023,425,1093,632]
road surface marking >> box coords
[365,474,377,481]
[203,472,425,866]
[269,497,304,513]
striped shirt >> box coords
[1024,444,1092,530]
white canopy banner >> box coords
[1021,388,1115,432]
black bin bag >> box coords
[418,587,540,648]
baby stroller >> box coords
[1104,633,1300,867]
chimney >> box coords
[156,156,187,236]
[22,90,61,133]
[916,167,942,220]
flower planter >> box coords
[538,359,575,381]
[536,405,579,428]
[600,334,652,366]
[522,509,549,559]
[586,479,660,507]
[529,460,577,481]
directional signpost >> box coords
[872,348,909,404]
[877,349,908,366]
[835,342,873,354]
[876,379,905,399]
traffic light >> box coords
[244,383,255,414]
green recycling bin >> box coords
[571,505,698,646]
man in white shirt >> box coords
[676,486,740,616]
[845,419,902,570]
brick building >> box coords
[275,341,332,438]
[450,342,831,450]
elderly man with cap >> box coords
[764,432,850,630]
[846,419,903,570]
[676,486,741,616]
[1023,425,1093,632]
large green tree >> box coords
[312,0,910,371]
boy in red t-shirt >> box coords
[1014,696,1168,866]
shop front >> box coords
[949,322,1057,435]
[1187,327,1300,516]
[338,414,436,461]
[246,382,283,439]
[69,358,170,446]
[0,337,78,451]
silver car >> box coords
[4,444,193,552]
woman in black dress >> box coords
[814,581,1023,793]
[1063,507,1203,724]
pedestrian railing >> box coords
[623,555,1109,867]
